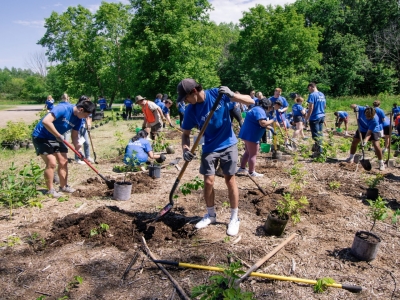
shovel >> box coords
[87,125,98,164]
[385,112,393,166]
[153,93,224,222]
[63,139,115,189]
[151,260,362,293]
[355,112,372,171]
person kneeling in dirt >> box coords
[123,130,166,166]
[334,111,349,135]
[32,100,96,198]
[177,78,255,236]
[346,105,384,171]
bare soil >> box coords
[1,115,400,300]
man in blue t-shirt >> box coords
[177,78,254,236]
[123,96,133,120]
[305,82,326,154]
[161,99,174,127]
[98,96,107,111]
[32,100,95,197]
[346,105,384,171]
[392,103,400,120]
[373,100,390,154]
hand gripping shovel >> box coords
[63,139,115,188]
[355,112,372,171]
[153,93,224,222]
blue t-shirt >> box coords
[238,106,267,143]
[248,97,259,109]
[375,107,389,128]
[178,102,186,114]
[392,107,400,116]
[270,96,288,119]
[357,106,380,133]
[157,101,166,111]
[337,111,348,119]
[162,105,169,115]
[307,91,326,121]
[124,99,133,108]
[98,99,107,110]
[32,103,83,139]
[154,98,161,105]
[45,99,54,110]
[181,88,236,153]
[123,138,152,165]
[292,104,304,117]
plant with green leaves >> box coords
[90,223,110,237]
[65,275,83,293]
[365,173,384,189]
[0,236,22,247]
[191,261,254,300]
[276,193,309,224]
[367,197,389,232]
[314,277,336,293]
[0,121,30,144]
[114,130,126,155]
[328,181,341,190]
[180,176,204,196]
[152,132,170,152]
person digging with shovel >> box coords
[178,78,254,236]
[32,100,96,198]
[346,105,384,171]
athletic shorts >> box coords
[150,122,162,133]
[338,117,348,125]
[32,137,68,156]
[354,130,380,141]
[383,126,390,135]
[126,107,132,113]
[293,115,303,123]
[200,144,238,176]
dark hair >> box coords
[78,95,89,103]
[258,98,272,110]
[290,92,298,99]
[131,130,148,142]
[334,112,338,116]
[76,100,96,114]
[307,82,316,88]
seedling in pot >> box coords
[367,196,389,231]
[365,173,384,189]
[276,193,309,224]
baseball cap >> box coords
[177,78,198,103]
[135,95,146,103]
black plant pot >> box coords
[264,210,289,236]
[351,231,381,261]
[366,188,379,200]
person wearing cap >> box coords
[346,104,384,170]
[373,100,390,154]
[135,95,165,140]
[334,111,349,135]
[237,98,274,177]
[305,82,326,155]
[292,96,307,140]
[177,78,255,236]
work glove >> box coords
[56,135,64,143]
[218,86,235,98]
[183,150,195,162]
[335,122,339,128]
[361,141,367,147]
[278,109,284,113]
[156,154,166,163]
[77,151,85,160]
[169,124,175,128]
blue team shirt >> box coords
[307,91,326,121]
[123,138,152,165]
[292,104,304,117]
[392,107,400,116]
[162,106,169,115]
[32,103,83,139]
[238,106,267,143]
[45,99,54,110]
[124,99,133,108]
[375,107,389,128]
[270,96,288,119]
[98,99,107,110]
[337,111,348,119]
[181,88,237,153]
[178,102,186,114]
[357,106,380,132]
[154,99,161,105]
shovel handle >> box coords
[63,139,102,176]
[341,284,363,293]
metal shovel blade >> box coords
[360,159,372,171]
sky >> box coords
[0,0,296,70]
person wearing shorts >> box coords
[32,100,95,197]
[177,78,254,236]
[135,95,164,140]
[373,100,390,154]
[292,96,307,140]
[334,111,349,135]
[346,105,384,171]
[124,96,133,120]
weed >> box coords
[276,193,309,224]
[0,236,22,247]
[57,196,69,202]
[100,223,109,231]
[152,132,170,152]
[223,236,231,243]
[180,176,204,196]
[191,261,254,300]
[314,277,336,293]
[65,275,83,293]
[328,181,341,190]
[222,201,230,209]
[90,228,98,237]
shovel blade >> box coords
[360,159,372,171]
[154,203,173,222]
[106,179,116,189]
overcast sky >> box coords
[0,0,296,70]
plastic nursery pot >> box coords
[350,231,381,261]
[260,143,271,153]
[366,188,379,200]
[112,181,132,201]
[272,151,282,160]
[166,146,175,154]
[135,127,141,134]
[148,165,161,179]
[264,210,289,237]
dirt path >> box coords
[0,105,44,127]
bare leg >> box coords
[40,154,57,190]
[372,140,383,160]
[225,175,239,209]
[55,152,68,188]
[350,138,360,155]
[204,175,215,207]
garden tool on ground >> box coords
[169,157,182,171]
[385,112,393,166]
[355,111,372,171]
[63,139,115,189]
[87,124,98,164]
[153,93,224,222]
[151,260,362,293]
[246,173,267,195]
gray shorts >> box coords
[200,144,238,176]
[151,122,162,133]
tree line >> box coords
[1,0,399,105]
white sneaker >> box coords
[227,218,240,236]
[249,171,264,177]
[76,160,85,165]
[59,185,76,193]
[345,157,354,163]
[236,167,248,174]
[46,189,63,198]
[379,162,385,171]
[87,157,95,163]
[195,214,216,229]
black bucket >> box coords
[351,231,381,261]
[264,210,289,236]
[149,165,161,179]
[366,188,379,200]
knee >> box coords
[204,177,214,187]
[46,162,57,170]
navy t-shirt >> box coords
[182,88,236,153]
[307,91,326,121]
[32,103,83,140]
[124,99,133,108]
